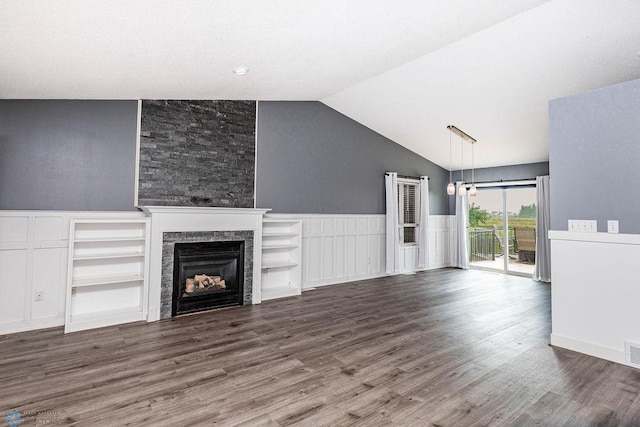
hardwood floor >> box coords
[1,268,639,426]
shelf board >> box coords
[263,219,301,224]
[72,273,144,288]
[262,260,298,269]
[262,244,298,250]
[262,233,299,237]
[74,237,145,243]
[73,252,145,261]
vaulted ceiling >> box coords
[2,0,639,168]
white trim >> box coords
[140,206,270,216]
[0,318,64,336]
[264,213,384,218]
[134,99,142,207]
[550,333,625,365]
[254,100,259,208]
[397,177,420,184]
[549,230,640,245]
[301,272,387,289]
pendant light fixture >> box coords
[458,135,466,196]
[445,125,477,197]
[446,129,455,195]
[469,137,477,197]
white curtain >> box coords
[385,172,400,274]
[533,175,551,282]
[418,176,430,268]
[455,182,470,269]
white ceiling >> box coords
[323,0,640,169]
[2,0,640,168]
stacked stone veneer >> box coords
[138,100,256,208]
[161,231,254,319]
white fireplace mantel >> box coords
[141,206,270,322]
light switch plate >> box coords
[568,220,579,232]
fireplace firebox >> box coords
[172,241,244,316]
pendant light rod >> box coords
[447,125,476,144]
[460,136,464,183]
[471,140,475,183]
[449,131,453,181]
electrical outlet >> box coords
[608,220,619,234]
[35,290,43,301]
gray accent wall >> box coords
[138,100,256,208]
[0,100,138,210]
[549,78,640,233]
[454,162,549,184]
[256,101,450,214]
[448,162,549,215]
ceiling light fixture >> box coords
[232,67,249,76]
[446,130,455,195]
[446,125,477,197]
[469,138,477,197]
[459,136,466,196]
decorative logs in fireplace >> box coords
[173,241,244,316]
[185,274,226,295]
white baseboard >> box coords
[302,272,387,290]
[550,333,625,365]
[0,318,64,335]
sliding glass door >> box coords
[468,186,536,276]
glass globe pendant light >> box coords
[446,130,455,195]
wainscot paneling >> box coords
[266,214,453,289]
[399,215,453,273]
[301,214,385,289]
[0,211,146,335]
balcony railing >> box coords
[469,227,517,262]
[469,228,496,262]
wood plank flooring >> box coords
[1,268,639,426]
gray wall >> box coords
[549,78,640,233]
[256,101,450,214]
[138,100,256,208]
[0,100,138,210]
[454,162,549,184]
[449,162,549,214]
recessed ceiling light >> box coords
[233,67,249,76]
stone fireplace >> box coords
[136,101,265,321]
[163,232,252,318]
[172,241,244,315]
[142,206,268,322]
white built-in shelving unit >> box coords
[65,218,150,333]
[261,217,302,300]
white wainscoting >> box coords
[267,214,453,290]
[399,215,454,273]
[549,230,640,366]
[301,214,385,289]
[0,211,146,335]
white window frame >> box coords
[397,178,420,246]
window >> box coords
[397,179,420,244]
